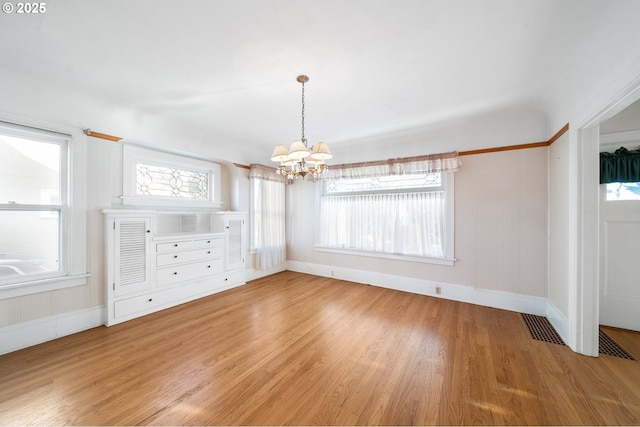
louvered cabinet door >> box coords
[114,217,152,297]
[224,215,245,271]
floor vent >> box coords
[599,329,636,361]
[522,313,567,346]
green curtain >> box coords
[600,147,640,184]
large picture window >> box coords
[315,153,459,264]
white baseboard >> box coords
[245,264,287,282]
[287,260,548,316]
[0,305,105,356]
[546,300,571,346]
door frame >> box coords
[572,76,640,356]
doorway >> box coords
[598,100,640,332]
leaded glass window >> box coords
[136,163,208,199]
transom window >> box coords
[136,163,209,199]
[122,145,222,208]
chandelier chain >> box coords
[301,79,306,144]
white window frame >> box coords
[0,117,88,299]
[122,145,222,209]
[315,172,455,266]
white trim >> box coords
[572,127,600,356]
[121,196,224,209]
[0,114,87,295]
[287,261,547,316]
[0,273,89,299]
[314,246,455,266]
[0,119,72,141]
[245,264,287,282]
[0,305,104,356]
[599,129,640,144]
[568,74,640,356]
[546,300,571,347]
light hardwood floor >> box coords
[1,271,640,425]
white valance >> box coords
[249,164,287,183]
[324,151,461,179]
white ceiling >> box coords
[1,0,639,164]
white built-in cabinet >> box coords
[104,210,246,326]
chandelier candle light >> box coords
[271,75,332,180]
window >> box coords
[317,172,455,264]
[123,145,222,208]
[0,120,87,293]
[136,163,209,199]
[600,146,640,200]
[605,182,640,201]
[249,165,286,269]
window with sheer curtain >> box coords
[316,152,460,264]
[250,165,286,269]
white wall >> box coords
[331,107,548,164]
[547,132,571,339]
[287,142,549,313]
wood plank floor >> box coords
[1,271,640,425]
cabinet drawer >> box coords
[222,270,246,287]
[156,259,223,287]
[156,247,222,267]
[194,237,222,248]
[157,240,193,252]
[114,290,173,319]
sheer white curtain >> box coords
[317,151,459,258]
[318,191,446,257]
[250,165,286,269]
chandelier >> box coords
[270,75,332,180]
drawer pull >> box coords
[174,244,178,247]
[174,255,178,258]
[148,298,153,302]
[207,240,211,243]
[207,265,211,268]
[173,272,178,275]
[207,251,211,254]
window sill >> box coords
[0,273,90,299]
[122,196,223,209]
[314,246,456,266]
